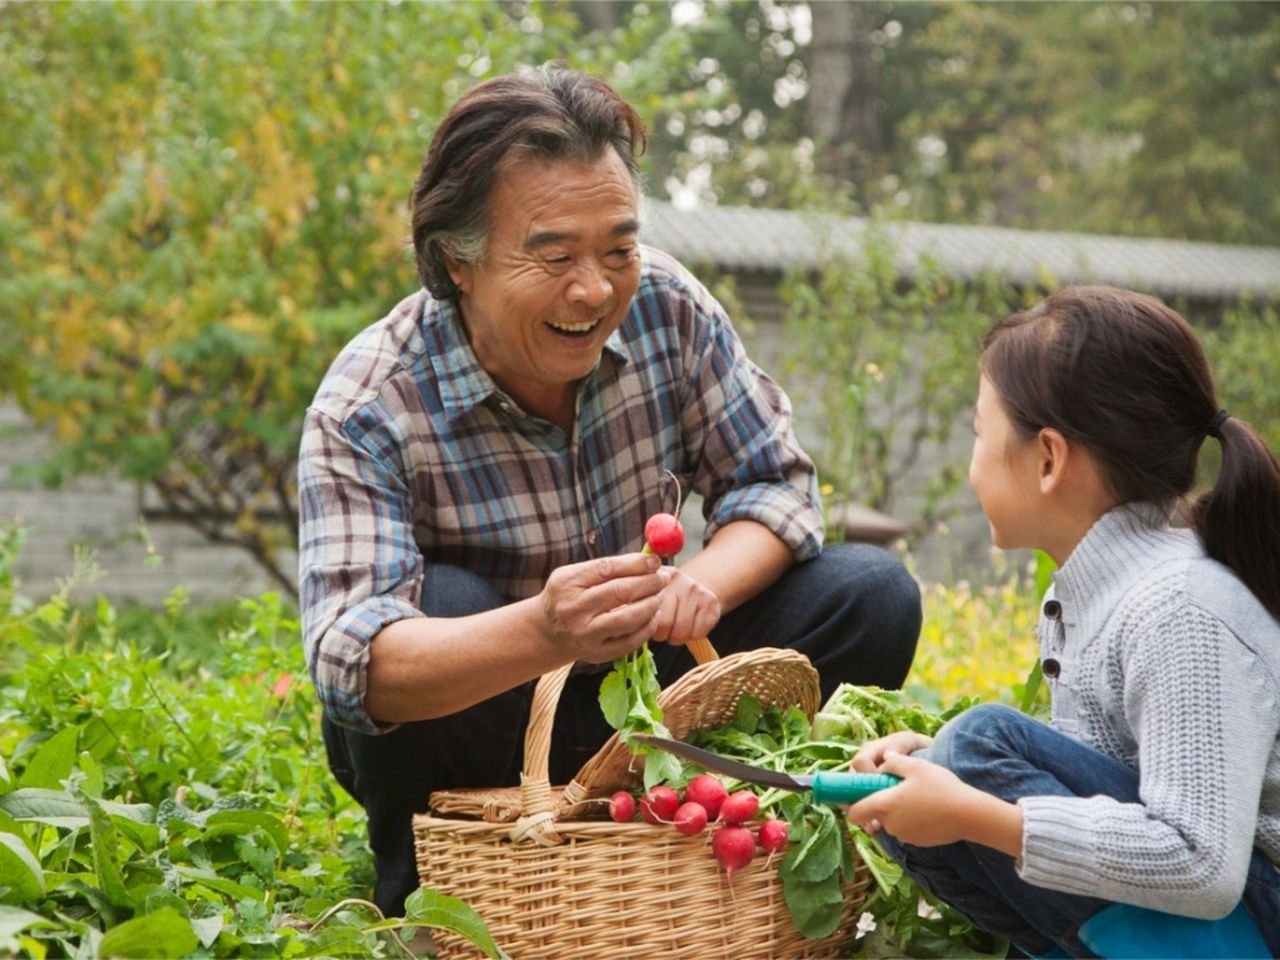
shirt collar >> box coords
[423,294,634,424]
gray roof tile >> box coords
[641,201,1280,300]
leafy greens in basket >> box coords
[601,655,997,953]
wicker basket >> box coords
[412,643,870,959]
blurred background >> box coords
[3,0,1278,604]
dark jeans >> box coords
[322,543,921,915]
[875,703,1280,958]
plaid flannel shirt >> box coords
[298,247,823,733]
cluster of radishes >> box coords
[609,774,789,884]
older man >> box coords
[297,65,920,915]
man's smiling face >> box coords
[447,148,642,424]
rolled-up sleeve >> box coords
[680,292,824,561]
[297,405,423,733]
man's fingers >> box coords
[569,552,660,588]
[587,593,662,640]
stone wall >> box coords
[1,400,293,605]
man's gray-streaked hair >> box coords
[409,64,648,301]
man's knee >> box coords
[818,544,921,633]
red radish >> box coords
[712,824,756,887]
[609,791,636,823]
[759,818,789,853]
[673,801,708,836]
[718,790,759,825]
[644,512,685,558]
[639,785,680,825]
[684,774,728,820]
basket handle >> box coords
[522,639,719,782]
[513,639,719,838]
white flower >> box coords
[855,912,878,938]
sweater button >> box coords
[1042,658,1061,679]
[1043,599,1062,620]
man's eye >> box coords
[547,255,572,266]
[609,246,636,261]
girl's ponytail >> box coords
[1191,415,1280,623]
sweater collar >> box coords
[1050,501,1183,620]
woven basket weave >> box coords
[412,643,870,959]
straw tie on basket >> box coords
[509,775,562,845]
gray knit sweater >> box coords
[1016,502,1280,919]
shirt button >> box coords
[586,530,599,545]
[1042,658,1061,679]
[498,401,512,413]
[1043,599,1062,620]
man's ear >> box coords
[1037,428,1071,494]
[444,252,473,296]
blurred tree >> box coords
[632,1,1279,244]
[0,1,690,595]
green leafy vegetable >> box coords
[597,644,681,788]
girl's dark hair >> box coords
[409,64,647,301]
[981,285,1280,621]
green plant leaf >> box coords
[204,808,289,853]
[0,832,45,903]
[0,904,57,947]
[1034,550,1057,602]
[785,808,841,882]
[17,725,78,789]
[175,866,266,902]
[79,788,134,910]
[0,788,154,829]
[190,914,224,949]
[598,669,629,730]
[1019,660,1044,716]
[371,888,509,960]
[97,907,198,959]
[779,872,844,939]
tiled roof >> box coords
[641,200,1280,301]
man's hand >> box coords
[648,565,721,646]
[538,552,665,663]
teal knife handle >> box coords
[811,771,902,804]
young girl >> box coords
[846,286,1280,957]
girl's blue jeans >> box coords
[874,703,1280,957]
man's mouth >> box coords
[545,317,601,338]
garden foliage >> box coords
[0,526,504,958]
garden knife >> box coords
[633,735,901,804]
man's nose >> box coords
[567,260,613,308]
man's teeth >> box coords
[548,319,598,333]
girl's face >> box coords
[969,375,1043,551]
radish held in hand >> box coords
[718,790,759,825]
[643,512,685,558]
[712,824,756,888]
[684,773,728,820]
[673,801,708,836]
[609,791,636,823]
[759,818,789,853]
[639,785,680,825]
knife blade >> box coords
[633,734,901,805]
